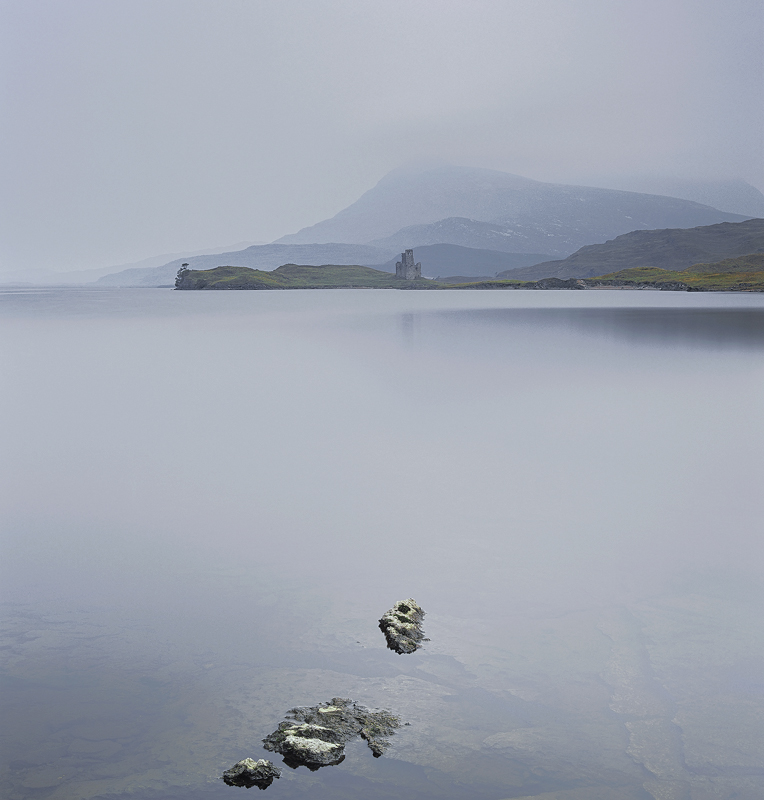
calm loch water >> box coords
[1,288,763,800]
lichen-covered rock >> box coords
[264,722,345,769]
[263,698,400,770]
[222,758,281,789]
[379,598,427,654]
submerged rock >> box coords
[222,758,281,789]
[379,598,427,654]
[263,698,400,770]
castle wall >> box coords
[396,249,421,280]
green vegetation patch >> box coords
[175,258,764,292]
[437,278,532,289]
[176,263,437,290]
[687,252,764,274]
[591,261,764,292]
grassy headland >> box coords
[174,264,588,291]
[175,256,764,292]
[175,263,436,290]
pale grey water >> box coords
[1,288,763,800]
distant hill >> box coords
[96,243,397,287]
[497,219,764,280]
[274,163,747,256]
[370,243,550,278]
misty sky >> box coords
[1,0,762,272]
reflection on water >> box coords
[1,289,763,800]
[419,306,764,350]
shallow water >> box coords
[1,288,763,800]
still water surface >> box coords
[1,288,763,800]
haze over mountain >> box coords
[275,164,748,256]
[579,177,764,218]
[497,218,764,281]
[0,241,264,286]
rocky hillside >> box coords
[497,218,764,280]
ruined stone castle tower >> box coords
[395,249,421,280]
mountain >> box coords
[496,219,764,280]
[274,164,747,255]
[370,243,550,278]
[96,243,397,287]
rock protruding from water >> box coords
[222,758,281,789]
[379,598,427,654]
[262,698,400,770]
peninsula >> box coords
[174,262,434,290]
[174,260,764,292]
[174,236,764,292]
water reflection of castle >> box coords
[395,249,421,280]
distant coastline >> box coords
[174,258,764,293]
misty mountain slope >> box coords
[369,216,591,258]
[369,243,550,278]
[497,218,764,280]
[274,164,747,254]
[276,165,543,244]
[591,177,764,218]
[96,243,397,287]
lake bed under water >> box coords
[1,288,763,800]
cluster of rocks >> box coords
[222,758,281,790]
[262,697,401,770]
[378,598,428,654]
[222,598,424,787]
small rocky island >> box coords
[262,698,401,770]
[222,758,281,789]
[379,598,427,654]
